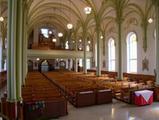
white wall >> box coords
[102,18,156,75]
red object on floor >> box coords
[134,90,153,106]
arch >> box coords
[108,38,116,71]
[41,60,49,72]
[28,60,33,72]
[65,41,69,49]
[126,32,137,73]
[86,45,90,52]
[59,60,66,69]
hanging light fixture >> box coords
[36,58,40,61]
[58,32,63,37]
[88,41,91,44]
[148,18,153,23]
[67,0,73,30]
[49,31,53,34]
[100,35,104,39]
[84,7,92,14]
[67,23,73,29]
[79,47,82,50]
[52,38,57,42]
[79,39,82,42]
[0,16,4,22]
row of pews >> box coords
[22,72,67,120]
[44,71,113,107]
[87,70,155,103]
[0,71,7,119]
[45,70,155,104]
[0,71,7,90]
[0,70,156,119]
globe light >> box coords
[84,7,92,14]
[52,38,57,42]
[100,35,104,39]
[88,41,91,44]
[67,23,73,29]
[79,39,82,42]
[148,18,153,23]
[58,32,63,37]
[49,31,52,34]
[36,58,40,61]
[0,17,4,22]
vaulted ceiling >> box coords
[0,0,155,42]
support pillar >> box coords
[83,37,87,74]
[7,0,24,119]
[96,26,101,76]
[33,27,39,46]
[22,3,28,85]
[74,39,78,72]
[74,58,78,72]
[155,2,159,85]
[117,21,123,80]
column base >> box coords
[17,101,23,120]
[155,85,159,101]
[7,102,17,120]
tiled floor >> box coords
[52,99,159,120]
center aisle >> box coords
[51,100,159,120]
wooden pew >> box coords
[0,71,7,89]
[22,72,67,120]
[44,71,113,107]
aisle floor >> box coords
[52,99,159,120]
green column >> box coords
[155,2,159,85]
[83,36,87,74]
[117,20,123,80]
[7,0,24,102]
[74,58,78,72]
[74,38,78,72]
[96,25,101,76]
[82,26,87,74]
[22,2,28,85]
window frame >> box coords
[108,38,116,71]
[127,32,137,73]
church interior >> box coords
[1,0,159,120]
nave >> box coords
[1,0,159,120]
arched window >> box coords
[86,59,91,69]
[41,28,49,38]
[65,41,69,49]
[127,32,137,73]
[41,60,49,72]
[86,45,90,51]
[79,59,83,67]
[108,38,116,71]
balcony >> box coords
[27,49,93,59]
